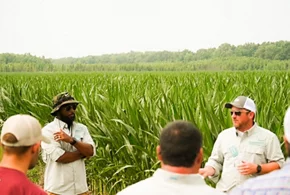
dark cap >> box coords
[51,92,79,116]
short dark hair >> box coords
[159,120,202,167]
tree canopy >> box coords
[1,41,290,72]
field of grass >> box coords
[0,71,289,194]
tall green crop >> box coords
[0,71,289,194]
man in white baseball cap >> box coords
[199,96,284,193]
[224,96,256,113]
[0,114,50,194]
[229,107,290,194]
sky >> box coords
[0,0,289,59]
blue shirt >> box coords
[229,158,290,195]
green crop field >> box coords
[0,71,289,194]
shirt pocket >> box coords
[74,129,85,141]
[242,147,265,164]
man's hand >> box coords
[53,129,73,143]
[54,129,94,157]
[237,161,257,175]
[199,166,215,178]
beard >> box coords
[59,114,75,126]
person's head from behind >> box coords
[284,107,290,157]
[0,114,50,170]
[157,120,203,171]
[225,96,256,131]
[50,92,79,126]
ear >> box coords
[31,142,41,154]
[195,148,203,165]
[284,136,289,151]
[248,112,255,119]
[156,145,162,161]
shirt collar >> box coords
[53,117,71,129]
[153,168,206,185]
[235,123,257,137]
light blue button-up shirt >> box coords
[205,124,285,192]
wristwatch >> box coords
[70,137,77,145]
[256,164,262,173]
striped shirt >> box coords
[229,158,290,195]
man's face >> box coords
[230,106,253,131]
[57,103,78,125]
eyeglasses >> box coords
[230,111,250,116]
[64,104,77,111]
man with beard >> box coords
[229,107,290,195]
[41,92,95,195]
[199,96,284,193]
[0,114,50,194]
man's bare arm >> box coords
[54,129,94,157]
[71,139,94,157]
[56,151,84,163]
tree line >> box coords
[0,41,290,72]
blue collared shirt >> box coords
[229,158,290,195]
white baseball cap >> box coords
[1,114,50,147]
[284,107,290,142]
[225,96,256,113]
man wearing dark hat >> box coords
[199,96,284,193]
[41,92,95,195]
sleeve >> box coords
[76,125,96,156]
[205,134,224,182]
[41,126,65,163]
[265,134,285,167]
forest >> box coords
[0,41,289,72]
